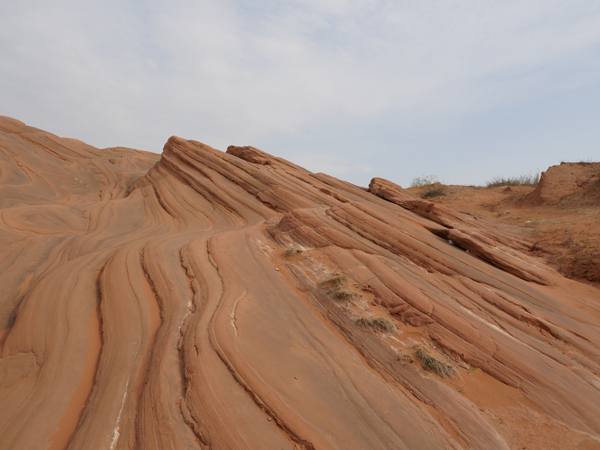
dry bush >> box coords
[411,174,439,187]
[421,183,446,199]
[410,175,446,199]
[486,172,540,187]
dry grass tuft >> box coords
[486,172,540,187]
[331,289,353,300]
[355,317,396,333]
[320,275,348,287]
[355,317,371,328]
[284,248,303,257]
[413,347,455,378]
[560,158,599,165]
[396,353,414,365]
[370,317,396,333]
[320,275,353,301]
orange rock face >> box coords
[1,116,600,449]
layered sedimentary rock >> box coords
[1,116,600,449]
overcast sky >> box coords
[2,1,599,187]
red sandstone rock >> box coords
[1,116,599,450]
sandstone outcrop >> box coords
[1,116,599,449]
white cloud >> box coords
[1,0,599,185]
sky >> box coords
[1,1,599,188]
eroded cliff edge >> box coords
[1,117,600,449]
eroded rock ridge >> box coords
[1,117,599,449]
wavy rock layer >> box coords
[1,116,600,449]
